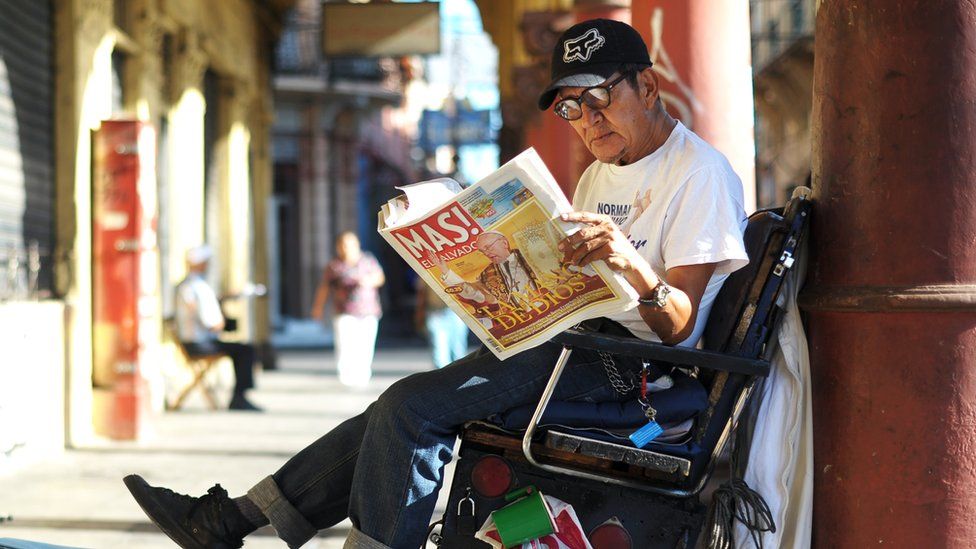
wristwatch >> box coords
[638,280,671,308]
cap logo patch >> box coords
[562,28,605,63]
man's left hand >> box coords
[557,212,655,285]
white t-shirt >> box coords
[175,273,224,343]
[572,122,748,346]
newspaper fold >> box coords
[378,148,637,359]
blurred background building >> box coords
[270,0,416,346]
[0,0,294,462]
[0,0,63,468]
[269,0,500,346]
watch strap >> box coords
[638,280,671,308]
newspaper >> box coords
[378,148,637,359]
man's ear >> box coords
[638,68,660,107]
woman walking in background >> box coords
[311,232,385,387]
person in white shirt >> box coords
[175,245,260,411]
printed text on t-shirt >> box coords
[596,202,630,226]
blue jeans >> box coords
[246,341,641,549]
[425,309,470,369]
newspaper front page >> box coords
[378,149,637,359]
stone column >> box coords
[220,78,255,342]
[123,0,165,122]
[165,29,209,284]
[249,70,275,358]
[803,1,976,546]
[516,9,575,198]
[56,0,115,445]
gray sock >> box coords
[233,495,270,529]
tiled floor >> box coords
[0,347,452,549]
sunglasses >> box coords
[553,72,630,121]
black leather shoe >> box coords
[228,394,263,412]
[123,475,246,549]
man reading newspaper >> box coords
[124,19,748,549]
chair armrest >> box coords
[551,328,770,377]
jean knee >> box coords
[373,373,430,421]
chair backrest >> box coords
[162,317,182,346]
[702,210,788,354]
[683,191,811,486]
[162,317,218,362]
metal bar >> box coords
[551,330,771,377]
[522,345,573,466]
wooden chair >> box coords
[164,319,224,411]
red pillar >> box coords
[632,1,756,210]
[805,1,976,546]
[524,100,579,199]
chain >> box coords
[598,350,639,396]
[574,322,640,397]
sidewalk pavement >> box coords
[0,347,452,549]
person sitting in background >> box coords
[175,245,261,411]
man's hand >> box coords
[557,210,717,344]
[557,211,657,289]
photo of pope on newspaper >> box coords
[418,183,619,352]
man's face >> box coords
[477,235,511,264]
[558,70,657,165]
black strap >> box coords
[579,316,636,338]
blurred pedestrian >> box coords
[414,281,470,369]
[175,245,261,411]
[311,232,385,387]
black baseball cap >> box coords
[537,19,653,111]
